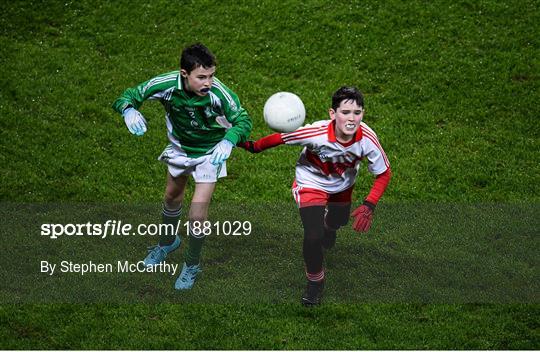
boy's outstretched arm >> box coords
[351,168,392,232]
[112,72,178,136]
[238,133,285,153]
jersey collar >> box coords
[327,120,363,143]
[177,73,183,90]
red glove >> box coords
[237,141,258,153]
[351,201,375,232]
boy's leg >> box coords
[144,173,187,266]
[322,203,351,249]
[160,173,188,246]
[175,182,215,290]
[300,206,326,276]
[322,187,354,249]
[184,182,215,266]
[299,206,326,305]
[176,153,226,290]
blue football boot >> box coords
[143,235,181,267]
[175,262,202,290]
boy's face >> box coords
[181,65,216,96]
[329,99,364,141]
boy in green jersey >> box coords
[112,43,252,290]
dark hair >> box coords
[180,43,216,73]
[332,86,364,111]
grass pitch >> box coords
[1,0,538,349]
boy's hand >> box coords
[210,139,234,165]
[351,200,375,232]
[238,141,258,153]
[123,108,147,136]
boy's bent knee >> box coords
[326,204,351,230]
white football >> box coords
[263,92,305,132]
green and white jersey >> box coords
[113,71,252,157]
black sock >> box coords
[300,206,326,279]
[303,237,324,274]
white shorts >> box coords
[158,144,226,183]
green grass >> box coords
[1,0,539,349]
[1,203,538,304]
[1,304,537,349]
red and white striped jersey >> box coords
[281,120,389,193]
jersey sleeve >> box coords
[361,123,390,176]
[365,168,392,204]
[247,133,285,152]
[280,121,329,147]
[112,71,179,114]
[212,78,253,145]
[241,121,327,152]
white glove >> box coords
[122,107,147,136]
[210,139,234,165]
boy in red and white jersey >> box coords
[241,86,392,306]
